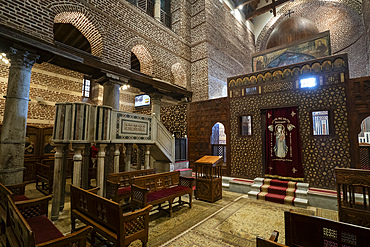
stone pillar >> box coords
[81,144,90,189]
[154,0,161,21]
[145,145,151,169]
[0,47,39,185]
[103,80,120,110]
[151,93,162,121]
[72,144,84,187]
[125,144,132,171]
[51,144,67,221]
[114,144,120,173]
[96,144,107,197]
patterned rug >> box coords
[23,182,337,247]
[159,194,318,247]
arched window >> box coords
[54,23,91,53]
[210,122,227,163]
[131,52,141,71]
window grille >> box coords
[82,78,90,98]
[312,111,330,135]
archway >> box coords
[131,45,153,76]
[210,122,227,164]
[54,12,103,57]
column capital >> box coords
[7,47,39,71]
[149,92,163,102]
[95,72,129,86]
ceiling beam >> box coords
[245,0,291,20]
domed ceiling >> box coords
[266,16,319,49]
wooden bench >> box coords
[0,182,30,246]
[36,159,54,195]
[335,167,370,228]
[70,185,152,247]
[284,211,370,246]
[106,169,156,203]
[131,171,194,216]
[6,194,92,246]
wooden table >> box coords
[194,155,223,202]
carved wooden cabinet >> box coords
[194,155,223,202]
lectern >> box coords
[194,155,223,202]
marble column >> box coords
[114,144,120,173]
[72,144,84,188]
[103,80,120,110]
[51,144,67,221]
[125,144,132,172]
[97,144,107,197]
[154,0,161,21]
[151,93,162,121]
[0,47,39,185]
[145,145,151,170]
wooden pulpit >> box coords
[194,155,223,202]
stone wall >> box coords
[363,0,370,74]
[255,0,368,79]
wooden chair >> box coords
[335,167,370,228]
[0,182,29,246]
[36,159,54,195]
[6,194,92,246]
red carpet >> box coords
[257,179,297,205]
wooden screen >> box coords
[187,97,230,175]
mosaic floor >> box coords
[19,179,338,247]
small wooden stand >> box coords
[194,155,223,202]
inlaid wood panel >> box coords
[188,97,230,175]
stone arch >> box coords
[255,0,363,53]
[49,3,103,57]
[131,45,153,76]
[171,62,187,88]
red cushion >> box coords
[147,186,190,202]
[118,186,131,196]
[13,195,29,202]
[26,215,63,244]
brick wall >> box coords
[191,0,255,101]
[0,0,192,88]
[255,0,368,79]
